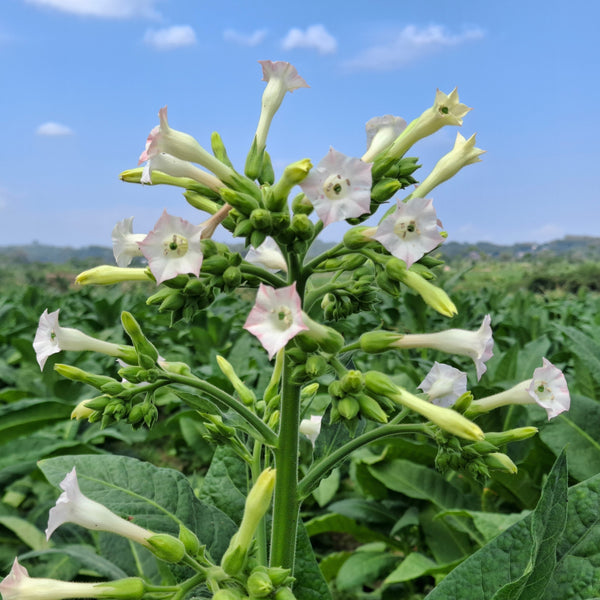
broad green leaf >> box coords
[515,336,551,380]
[336,550,396,591]
[368,459,475,510]
[0,516,48,550]
[198,446,247,524]
[537,394,600,481]
[437,509,530,544]
[425,451,568,600]
[385,552,443,585]
[305,513,392,546]
[318,551,352,582]
[294,522,332,600]
[556,326,600,387]
[327,498,397,526]
[420,505,473,564]
[39,454,237,562]
[0,398,71,443]
[312,468,340,507]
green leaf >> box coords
[336,549,396,591]
[312,468,340,507]
[384,552,439,584]
[0,516,48,550]
[294,521,332,600]
[537,394,600,481]
[0,398,71,443]
[368,459,474,510]
[318,551,352,582]
[39,454,237,562]
[424,451,568,600]
[305,513,392,546]
[556,326,600,387]
[437,509,530,544]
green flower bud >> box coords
[212,589,244,600]
[300,382,320,399]
[223,266,243,289]
[299,313,344,354]
[247,571,274,598]
[184,190,222,214]
[343,226,373,250]
[340,370,364,394]
[75,265,152,286]
[328,380,344,399]
[453,391,473,413]
[234,218,254,238]
[270,160,313,211]
[370,177,402,204]
[54,364,116,389]
[162,274,190,289]
[291,192,313,215]
[83,395,112,411]
[305,354,328,377]
[220,187,261,215]
[217,355,257,406]
[485,427,539,446]
[245,136,264,180]
[158,292,185,313]
[337,396,360,420]
[250,208,273,231]
[220,541,247,576]
[211,131,234,168]
[251,230,267,249]
[146,533,186,563]
[274,587,297,600]
[259,150,275,185]
[271,211,291,230]
[184,277,209,296]
[146,287,174,305]
[179,523,200,555]
[356,393,389,423]
[364,371,400,397]
[128,403,146,425]
[290,214,314,240]
[483,452,518,474]
[202,255,230,274]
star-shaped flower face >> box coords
[112,217,146,267]
[528,358,571,419]
[363,114,407,162]
[138,210,204,284]
[243,283,308,359]
[418,362,467,407]
[33,308,62,370]
[258,60,309,92]
[434,88,472,127]
[245,237,288,273]
[299,147,373,226]
[372,198,444,268]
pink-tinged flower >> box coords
[33,309,136,371]
[138,106,234,182]
[470,359,570,420]
[138,210,204,285]
[300,147,373,227]
[387,88,472,159]
[394,315,493,381]
[245,237,288,273]
[46,467,153,546]
[362,115,407,162]
[418,362,467,407]
[409,132,485,199]
[299,415,322,447]
[371,198,444,268]
[255,60,309,151]
[112,217,146,267]
[141,152,223,192]
[243,283,308,359]
[0,558,144,600]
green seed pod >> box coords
[183,277,208,297]
[147,533,186,564]
[328,380,344,399]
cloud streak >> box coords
[36,122,74,136]
[24,0,161,19]
[281,24,337,55]
[345,25,484,71]
[223,28,267,47]
[144,25,197,50]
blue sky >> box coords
[1,0,598,248]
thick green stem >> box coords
[164,372,278,447]
[252,440,268,565]
[298,423,433,499]
[269,354,301,569]
[304,281,346,313]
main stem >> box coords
[269,352,301,569]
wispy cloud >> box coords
[345,25,484,71]
[223,28,267,47]
[23,0,161,19]
[144,25,196,50]
[36,122,74,136]
[281,24,337,55]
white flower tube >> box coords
[362,114,407,162]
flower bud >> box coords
[244,136,264,180]
[223,266,242,289]
[356,393,388,423]
[70,399,95,420]
[178,523,201,555]
[299,313,344,354]
[484,427,538,446]
[260,150,275,185]
[370,177,402,204]
[250,208,273,231]
[343,226,373,250]
[274,587,297,600]
[146,533,186,563]
[217,355,257,406]
[95,577,146,599]
[76,266,152,286]
[290,214,314,240]
[271,159,313,210]
[220,188,261,215]
[483,452,518,474]
[54,364,116,389]
[212,589,244,600]
[291,192,313,215]
[305,354,328,377]
[247,570,274,598]
[340,370,364,394]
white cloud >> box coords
[144,25,197,50]
[223,28,267,47]
[281,24,337,55]
[23,0,161,19]
[36,122,74,136]
[345,25,484,71]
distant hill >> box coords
[0,236,599,265]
